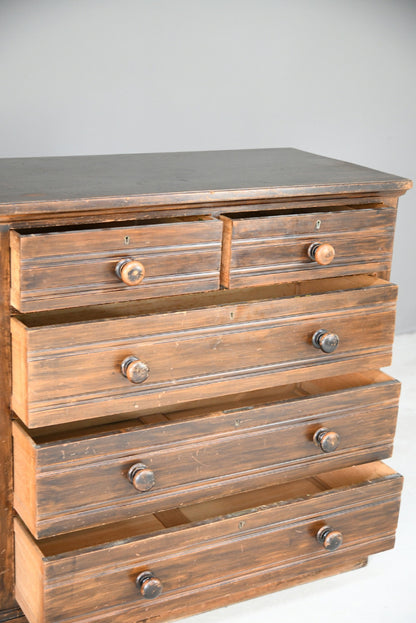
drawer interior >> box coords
[32,461,398,557]
[12,214,216,235]
[13,368,399,538]
[220,202,387,222]
[26,369,398,439]
[16,273,390,328]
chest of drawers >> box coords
[0,148,411,623]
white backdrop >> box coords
[1,0,415,334]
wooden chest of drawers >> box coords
[0,148,411,623]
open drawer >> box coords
[15,461,403,623]
[220,204,396,288]
[13,370,400,538]
[11,275,398,428]
[10,216,223,311]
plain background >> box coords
[0,2,415,622]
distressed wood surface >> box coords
[0,149,411,220]
[14,462,402,623]
[0,609,26,622]
[11,217,223,312]
[1,151,411,622]
[221,205,396,288]
[11,276,397,428]
[0,228,16,613]
[13,371,400,538]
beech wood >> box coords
[313,428,341,453]
[10,217,222,311]
[0,149,411,623]
[13,462,402,623]
[115,258,145,286]
[10,276,397,428]
[0,149,411,221]
[0,228,16,613]
[309,242,336,265]
[12,372,400,538]
[317,526,343,551]
[220,205,396,289]
[0,610,25,622]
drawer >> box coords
[220,204,396,288]
[11,275,397,428]
[10,216,223,312]
[14,461,403,623]
[13,370,400,538]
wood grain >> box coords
[12,371,400,537]
[0,149,411,221]
[221,205,396,288]
[0,227,16,612]
[13,462,403,623]
[10,217,223,311]
[11,276,397,428]
[1,151,411,620]
[0,609,26,622]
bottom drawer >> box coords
[15,461,402,623]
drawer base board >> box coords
[0,608,26,622]
[84,552,376,623]
[13,551,380,623]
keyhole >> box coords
[315,220,321,230]
[124,236,130,245]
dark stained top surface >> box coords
[0,148,411,217]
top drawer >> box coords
[10,216,223,312]
[220,205,396,288]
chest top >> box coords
[0,148,411,219]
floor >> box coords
[183,332,416,623]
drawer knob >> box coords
[115,258,145,286]
[136,571,163,599]
[128,463,156,492]
[121,356,149,384]
[316,526,343,551]
[308,242,335,265]
[312,329,339,353]
[313,428,340,453]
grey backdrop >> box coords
[1,0,415,332]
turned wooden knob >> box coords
[312,329,339,353]
[313,428,340,453]
[128,463,156,492]
[308,242,335,265]
[115,258,145,285]
[121,356,149,384]
[136,571,163,599]
[316,526,343,551]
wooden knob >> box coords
[115,258,145,286]
[128,463,156,492]
[316,526,343,551]
[312,329,339,353]
[313,428,340,453]
[121,356,149,384]
[136,571,163,599]
[308,242,335,265]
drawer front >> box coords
[10,217,223,311]
[221,206,396,288]
[11,280,397,427]
[14,464,402,623]
[13,374,400,537]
